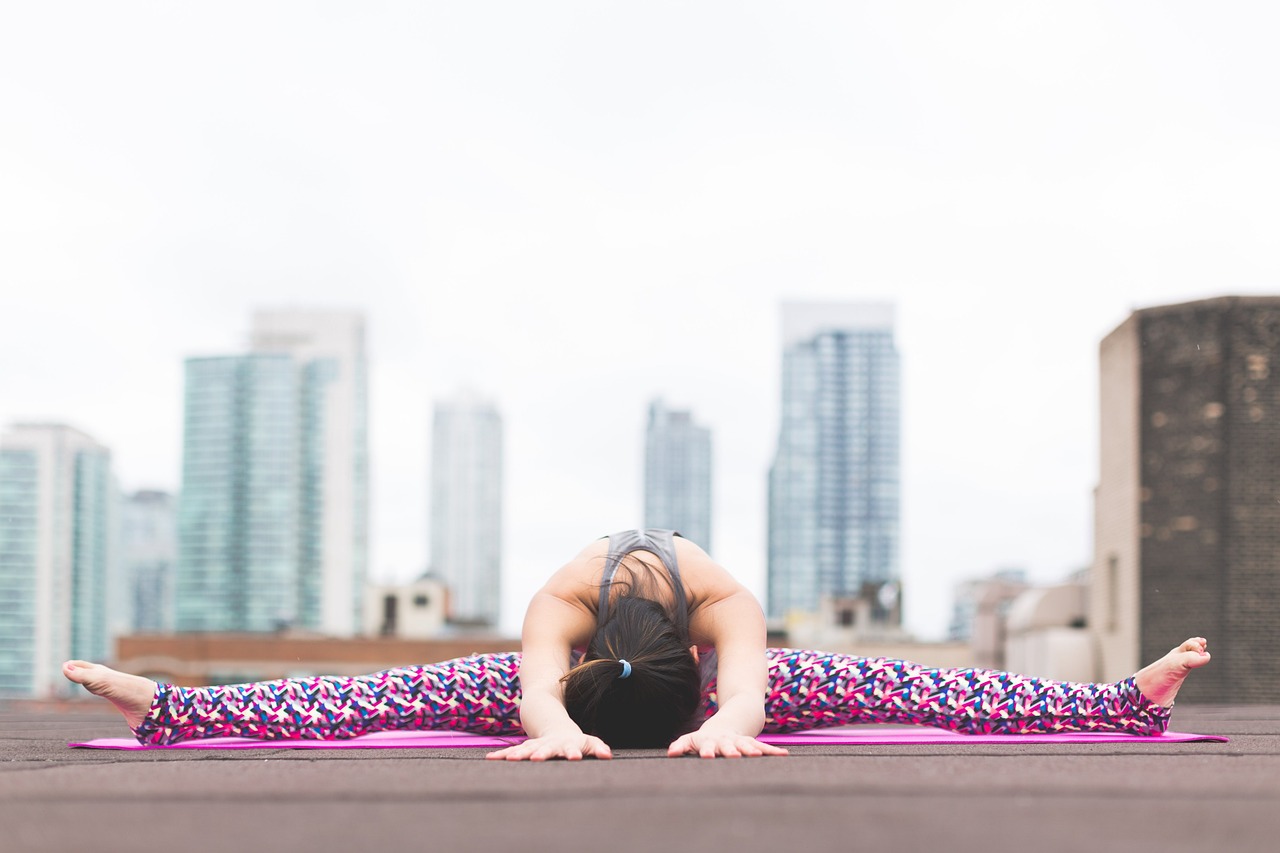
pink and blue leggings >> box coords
[131,648,1171,745]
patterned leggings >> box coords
[131,648,1171,745]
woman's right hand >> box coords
[485,730,613,761]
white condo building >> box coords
[429,392,503,626]
[0,424,115,698]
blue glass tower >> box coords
[767,303,900,621]
[176,355,299,631]
[0,424,115,698]
[175,310,369,636]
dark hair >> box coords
[561,592,701,748]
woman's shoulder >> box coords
[672,537,749,603]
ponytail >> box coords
[561,596,701,748]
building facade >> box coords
[176,309,368,636]
[120,490,177,632]
[430,392,503,626]
[643,399,712,551]
[0,424,115,698]
[177,354,299,632]
[768,302,900,622]
[1094,296,1280,702]
[251,309,369,636]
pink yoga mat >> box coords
[68,727,1227,750]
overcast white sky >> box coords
[2,2,1277,639]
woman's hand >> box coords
[667,730,789,759]
[485,731,613,762]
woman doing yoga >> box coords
[65,529,1210,760]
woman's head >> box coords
[561,595,702,748]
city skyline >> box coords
[3,3,1277,639]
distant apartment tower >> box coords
[768,302,901,621]
[120,490,176,632]
[176,310,368,635]
[251,309,369,636]
[644,399,712,551]
[0,424,115,698]
[1095,296,1280,703]
[430,392,503,626]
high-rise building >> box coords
[643,399,712,551]
[176,354,299,632]
[120,490,177,632]
[176,309,368,635]
[251,309,369,636]
[429,391,503,626]
[1094,296,1280,703]
[768,302,901,622]
[0,424,115,698]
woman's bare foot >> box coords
[62,661,157,730]
[1134,637,1211,708]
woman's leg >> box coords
[66,654,524,745]
[754,648,1183,736]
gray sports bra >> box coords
[597,528,690,642]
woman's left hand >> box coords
[666,730,789,759]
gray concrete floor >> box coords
[3,704,1278,853]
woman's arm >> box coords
[486,573,613,761]
[668,546,788,758]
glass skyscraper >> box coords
[767,302,900,621]
[644,399,712,552]
[251,309,369,637]
[0,424,115,698]
[176,355,299,631]
[176,309,368,635]
[430,391,503,626]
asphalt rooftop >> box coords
[3,703,1278,853]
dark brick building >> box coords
[1094,296,1280,703]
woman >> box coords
[64,529,1210,760]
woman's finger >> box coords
[667,734,694,757]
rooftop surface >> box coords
[3,704,1278,853]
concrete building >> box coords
[430,391,503,626]
[643,399,712,551]
[1095,296,1280,702]
[1004,580,1093,683]
[948,568,1029,670]
[364,575,448,639]
[768,302,901,623]
[0,424,115,698]
[119,490,176,632]
[176,309,369,636]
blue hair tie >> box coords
[618,659,632,679]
